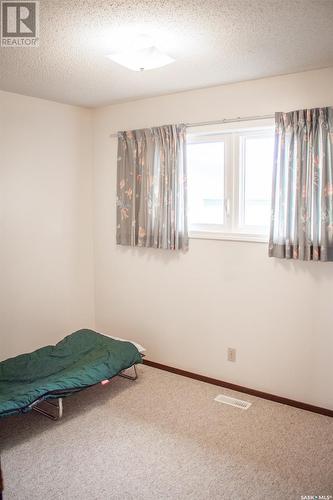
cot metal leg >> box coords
[118,364,138,381]
[32,398,63,421]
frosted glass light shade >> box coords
[107,46,175,71]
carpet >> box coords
[0,365,332,499]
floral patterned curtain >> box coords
[116,124,188,250]
[269,107,333,261]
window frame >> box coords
[186,133,231,235]
[186,119,274,243]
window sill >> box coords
[189,231,268,243]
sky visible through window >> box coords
[187,141,224,225]
[243,135,274,227]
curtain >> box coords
[269,107,333,261]
[116,124,188,250]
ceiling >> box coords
[1,0,333,108]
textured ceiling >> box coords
[1,0,333,107]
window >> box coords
[187,141,225,226]
[186,120,274,241]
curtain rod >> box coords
[186,113,274,128]
[109,113,275,138]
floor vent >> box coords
[214,394,252,410]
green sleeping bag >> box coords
[0,329,142,418]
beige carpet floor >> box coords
[0,365,332,500]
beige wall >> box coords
[93,67,333,409]
[0,91,95,360]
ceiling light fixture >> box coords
[106,34,175,71]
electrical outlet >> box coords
[227,348,236,362]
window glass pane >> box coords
[187,142,224,225]
[243,135,274,227]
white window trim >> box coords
[189,230,268,243]
[187,119,274,243]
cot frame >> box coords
[29,364,138,421]
[32,397,64,421]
